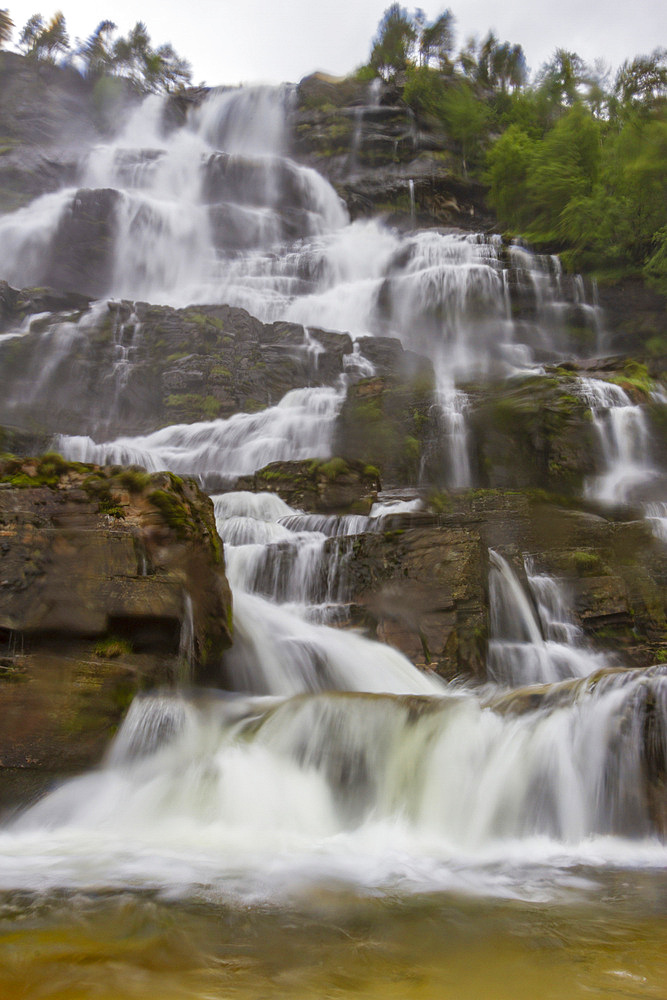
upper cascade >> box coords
[0,85,604,386]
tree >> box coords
[442,81,490,174]
[0,8,13,48]
[78,19,117,78]
[38,11,69,62]
[18,10,69,62]
[614,48,667,113]
[369,4,416,81]
[110,21,191,93]
[18,13,45,55]
[485,125,536,228]
[420,9,455,70]
[537,49,588,107]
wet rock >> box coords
[0,455,233,801]
[322,491,666,679]
[40,187,120,297]
[334,369,436,486]
[235,457,381,514]
[467,374,597,494]
[597,277,667,358]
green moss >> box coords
[319,457,350,480]
[117,467,151,493]
[645,335,667,357]
[568,550,606,576]
[606,361,654,400]
[83,474,126,518]
[0,453,88,489]
[93,637,133,659]
[165,393,221,421]
[428,490,452,514]
[148,489,189,537]
[363,464,381,479]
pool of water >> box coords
[2,870,666,999]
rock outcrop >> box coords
[0,454,232,807]
[235,457,381,514]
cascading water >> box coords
[578,377,657,504]
[1,81,666,969]
[0,86,609,489]
[2,667,665,900]
[58,385,344,485]
[487,551,609,687]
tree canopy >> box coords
[7,9,192,92]
[363,5,667,289]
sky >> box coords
[3,0,666,87]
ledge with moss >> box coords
[234,457,381,514]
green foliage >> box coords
[403,64,449,119]
[369,4,417,81]
[486,88,667,280]
[0,8,13,48]
[16,11,192,92]
[440,81,491,174]
[484,125,535,228]
[644,227,667,294]
[419,10,455,70]
[19,10,68,62]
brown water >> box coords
[2,872,666,1000]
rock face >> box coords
[334,364,436,486]
[0,455,232,806]
[467,374,597,494]
[0,52,134,213]
[293,73,491,228]
[321,491,667,680]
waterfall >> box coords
[487,551,608,687]
[3,669,665,898]
[578,377,656,504]
[0,85,607,489]
[58,385,345,485]
[1,80,666,913]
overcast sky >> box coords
[4,0,666,87]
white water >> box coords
[487,551,609,687]
[1,84,666,906]
[1,670,665,901]
[578,377,658,505]
[0,88,608,488]
[58,385,344,483]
